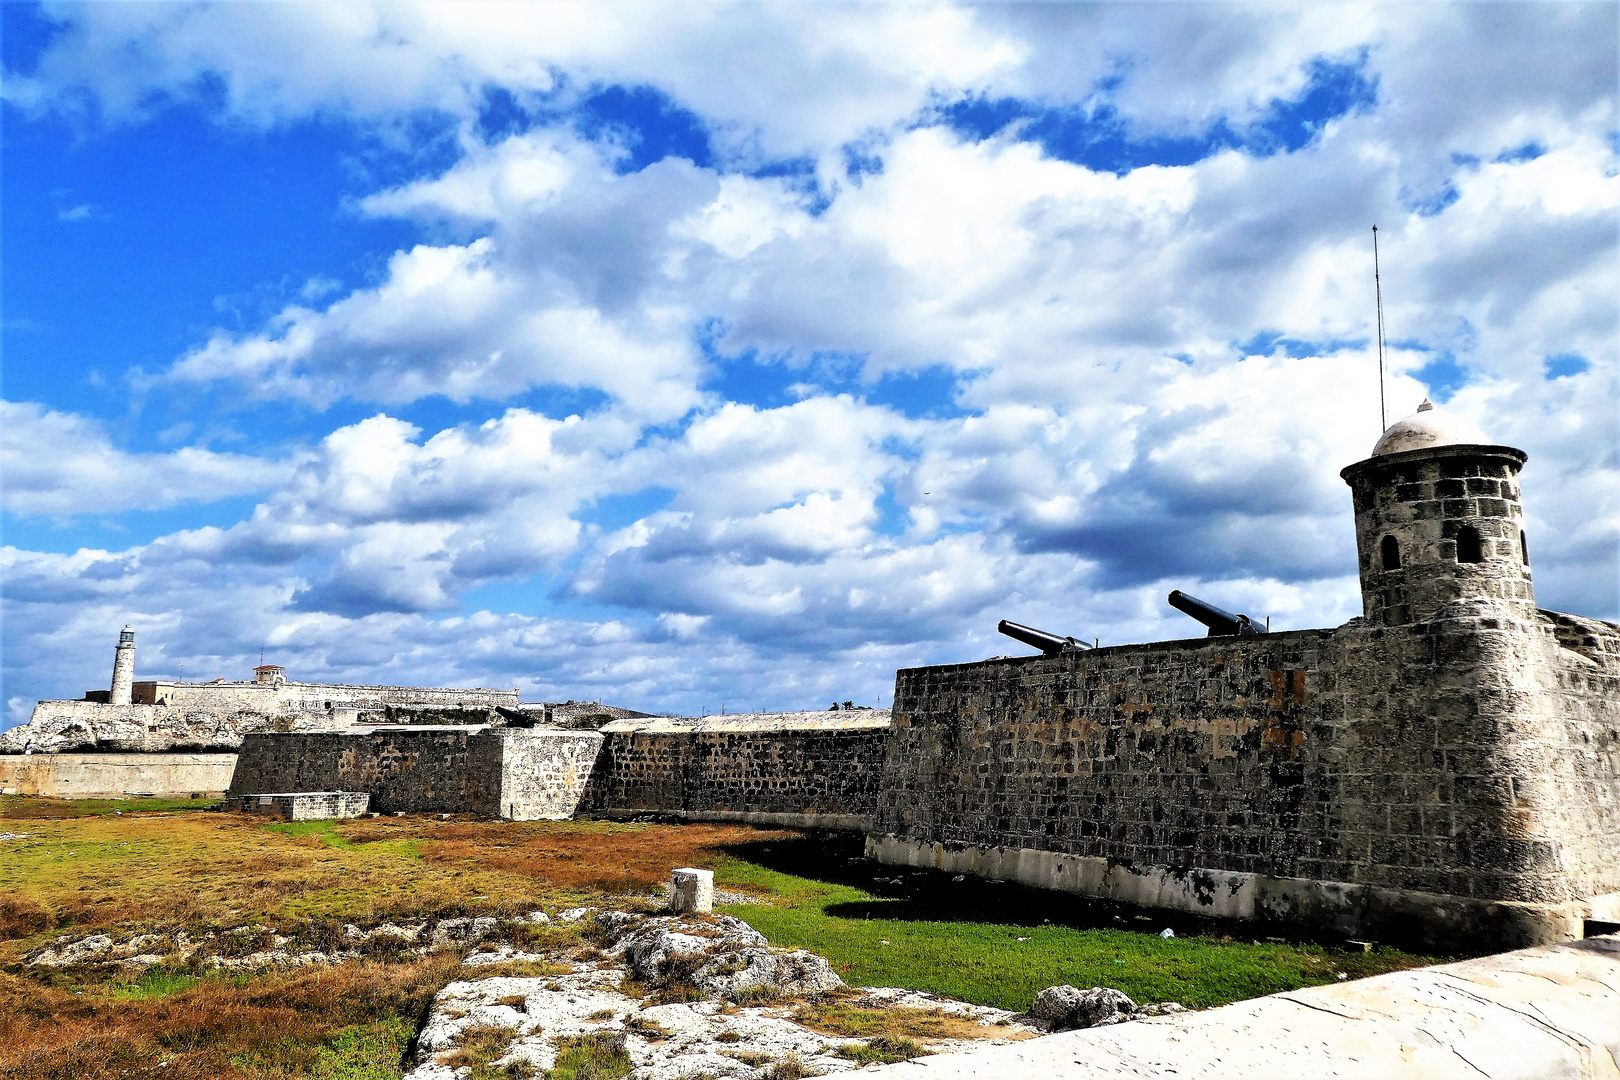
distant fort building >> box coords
[0,637,531,797]
[69,631,518,721]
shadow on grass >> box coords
[722,832,1365,948]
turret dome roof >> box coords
[1372,399,1491,457]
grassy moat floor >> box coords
[0,795,1442,1079]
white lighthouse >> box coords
[109,625,136,706]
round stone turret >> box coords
[110,625,136,705]
[1341,402,1534,625]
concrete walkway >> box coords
[868,935,1620,1079]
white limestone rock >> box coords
[28,934,115,967]
[343,921,428,946]
[403,963,1044,1080]
[609,914,844,1000]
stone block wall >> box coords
[227,727,603,821]
[875,614,1620,949]
[588,712,891,829]
[229,728,505,815]
[879,631,1340,876]
[495,730,606,820]
[229,791,371,821]
[0,752,238,797]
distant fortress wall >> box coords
[131,679,519,713]
[0,752,237,799]
[223,711,892,829]
[585,712,891,830]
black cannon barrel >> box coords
[997,619,1092,656]
[1167,590,1266,637]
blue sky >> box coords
[3,2,1616,725]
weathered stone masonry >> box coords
[226,727,603,821]
[586,713,891,830]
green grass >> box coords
[109,967,203,1000]
[548,1032,628,1080]
[305,1016,414,1080]
[257,820,423,861]
[262,819,355,848]
[714,858,1436,1011]
[834,1036,927,1065]
[0,794,220,818]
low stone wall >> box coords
[588,712,891,829]
[0,753,238,798]
[228,791,371,821]
[227,727,602,820]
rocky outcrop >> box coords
[0,701,342,754]
[606,912,846,999]
[1029,985,1188,1031]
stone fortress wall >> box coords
[131,678,519,714]
[585,711,892,830]
[0,661,523,757]
[871,612,1619,951]
[225,710,889,826]
[0,752,238,798]
[225,727,604,821]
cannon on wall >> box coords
[1167,590,1266,637]
[997,619,1094,656]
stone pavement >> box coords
[865,934,1620,1079]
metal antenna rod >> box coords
[1373,225,1388,432]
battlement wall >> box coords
[873,612,1620,950]
[588,711,892,829]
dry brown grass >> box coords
[792,1001,1015,1043]
[406,819,787,894]
[0,799,791,1079]
[0,955,459,1080]
[0,803,785,946]
[0,894,50,940]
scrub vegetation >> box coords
[0,795,1440,1078]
